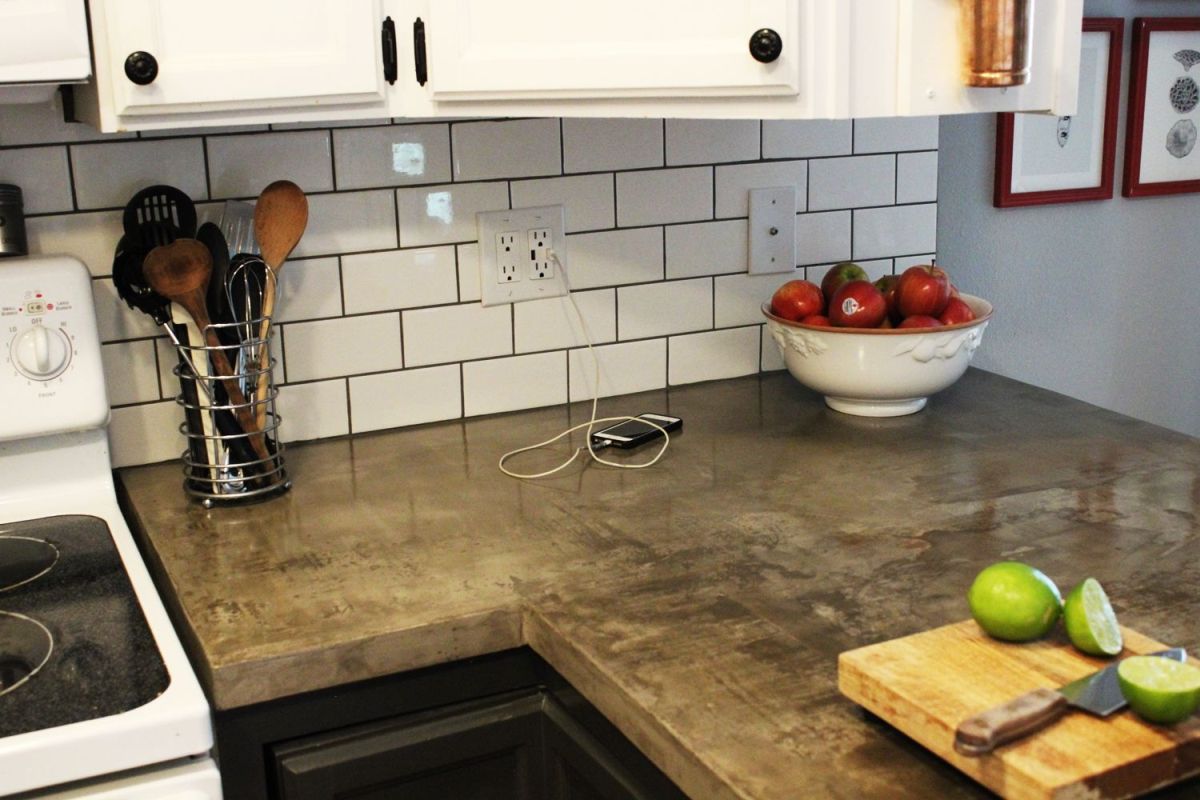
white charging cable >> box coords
[497,249,670,480]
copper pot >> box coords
[960,0,1032,87]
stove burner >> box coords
[0,536,59,592]
[0,610,53,697]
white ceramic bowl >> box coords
[763,293,993,417]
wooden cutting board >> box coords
[838,621,1200,800]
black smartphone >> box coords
[590,413,682,449]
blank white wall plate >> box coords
[748,187,796,275]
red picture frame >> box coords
[994,18,1124,208]
[1123,17,1200,198]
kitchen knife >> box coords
[954,648,1187,756]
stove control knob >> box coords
[11,326,72,381]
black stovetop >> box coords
[0,515,169,737]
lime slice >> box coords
[1118,656,1200,725]
[1063,578,1123,656]
[967,562,1063,642]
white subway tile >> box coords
[665,220,748,279]
[563,118,663,173]
[108,401,184,468]
[895,254,937,272]
[761,326,785,372]
[292,190,397,258]
[277,379,350,443]
[715,272,802,327]
[274,257,342,323]
[342,247,457,314]
[668,327,759,385]
[853,204,937,260]
[350,365,461,432]
[714,160,807,218]
[27,211,123,277]
[333,123,452,189]
[451,119,561,181]
[0,93,130,145]
[403,303,511,367]
[808,258,893,287]
[514,289,615,353]
[457,242,481,302]
[854,117,939,153]
[665,120,759,165]
[808,155,895,211]
[92,279,161,341]
[207,131,332,199]
[568,339,666,402]
[396,182,509,248]
[618,278,711,340]
[0,146,72,214]
[564,228,662,289]
[283,313,402,382]
[510,173,614,232]
[761,120,852,158]
[896,152,939,204]
[796,211,851,265]
[616,167,711,227]
[101,340,160,406]
[463,351,566,417]
[70,139,207,210]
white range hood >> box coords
[0,0,91,104]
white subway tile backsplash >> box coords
[514,289,615,353]
[510,173,614,233]
[562,118,663,173]
[895,254,937,272]
[896,152,939,204]
[796,211,852,265]
[618,278,712,340]
[665,220,748,279]
[93,280,162,342]
[26,211,123,276]
[403,303,512,367]
[283,313,403,382]
[274,257,343,323]
[108,401,184,468]
[665,120,760,165]
[853,203,937,260]
[854,117,939,154]
[0,146,73,214]
[568,339,666,402]
[292,190,397,258]
[451,119,561,181]
[761,120,853,159]
[70,139,207,210]
[342,247,457,314]
[564,228,663,289]
[463,352,566,417]
[808,155,896,211]
[350,365,461,433]
[616,167,712,227]
[207,131,333,198]
[333,123,452,189]
[457,242,481,302]
[101,340,160,406]
[396,182,509,248]
[277,379,350,443]
[669,327,759,385]
[714,161,807,218]
[715,272,801,327]
[0,94,129,146]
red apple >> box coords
[770,279,824,321]
[938,297,976,326]
[874,274,901,323]
[800,314,832,327]
[829,281,887,328]
[897,315,944,329]
[895,265,951,318]
[821,262,869,306]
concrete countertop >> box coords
[118,370,1200,799]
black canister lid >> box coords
[0,184,23,205]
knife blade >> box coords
[954,648,1187,756]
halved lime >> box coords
[1117,656,1200,725]
[1063,578,1123,656]
[967,561,1063,642]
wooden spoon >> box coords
[143,239,272,464]
[251,180,308,427]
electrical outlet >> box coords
[477,206,568,306]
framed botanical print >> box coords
[1123,17,1200,197]
[994,18,1124,208]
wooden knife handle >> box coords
[954,688,1069,756]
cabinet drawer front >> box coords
[102,0,384,115]
[0,0,90,82]
[426,0,802,101]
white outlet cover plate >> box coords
[477,206,568,306]
[748,187,796,275]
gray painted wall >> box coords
[938,0,1200,437]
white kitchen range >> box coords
[0,255,220,798]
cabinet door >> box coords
[424,0,802,101]
[99,0,385,116]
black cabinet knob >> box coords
[124,51,159,85]
[749,29,783,64]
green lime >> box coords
[967,561,1063,642]
[1063,578,1123,656]
[1117,656,1200,725]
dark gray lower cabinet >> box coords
[215,648,687,800]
